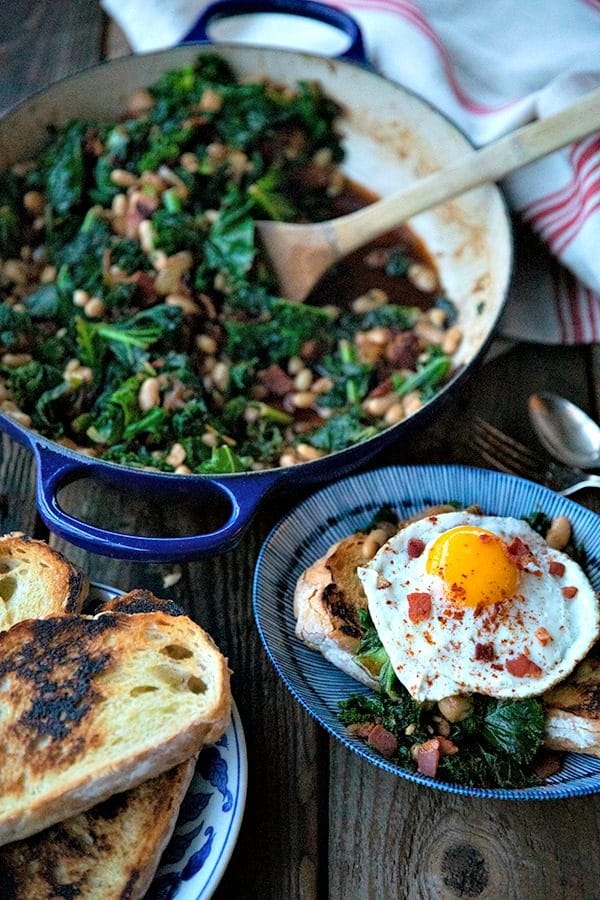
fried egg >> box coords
[358,511,599,701]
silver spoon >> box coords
[528,392,600,470]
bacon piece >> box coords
[131,271,158,304]
[385,331,420,369]
[257,364,295,397]
[549,560,566,577]
[407,592,432,623]
[506,537,536,569]
[407,538,425,559]
[436,736,459,757]
[416,739,440,777]
[126,192,158,238]
[300,340,323,362]
[367,377,393,398]
[475,642,495,661]
[562,586,578,599]
[367,724,399,758]
[505,653,542,678]
[535,627,552,646]
[347,722,376,739]
[162,379,188,412]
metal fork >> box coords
[471,417,600,496]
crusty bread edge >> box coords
[294,537,359,650]
[128,755,198,900]
[544,709,600,757]
[0,533,89,615]
[0,643,231,847]
[294,541,378,690]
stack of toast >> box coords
[0,534,232,899]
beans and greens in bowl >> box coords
[295,501,600,790]
[0,53,463,475]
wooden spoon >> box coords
[257,87,600,301]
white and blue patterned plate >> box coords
[91,585,247,898]
[253,464,600,800]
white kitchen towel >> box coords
[102,0,600,344]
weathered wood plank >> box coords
[590,346,600,419]
[0,0,104,113]
[329,744,600,900]
[0,435,37,535]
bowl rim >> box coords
[252,461,600,800]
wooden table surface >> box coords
[2,3,600,898]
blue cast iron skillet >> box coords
[0,0,513,561]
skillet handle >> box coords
[181,0,369,65]
[33,443,279,562]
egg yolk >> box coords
[425,526,520,607]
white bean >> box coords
[442,325,463,356]
[363,394,396,417]
[546,516,571,551]
[110,168,137,187]
[166,443,186,467]
[295,443,324,461]
[437,695,473,723]
[362,538,380,560]
[384,402,405,425]
[138,377,160,411]
[84,297,105,319]
[294,368,313,391]
[291,391,315,409]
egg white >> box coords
[358,511,600,701]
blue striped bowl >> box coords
[253,464,600,799]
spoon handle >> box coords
[333,86,600,258]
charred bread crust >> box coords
[294,533,370,654]
[294,534,379,689]
[0,610,231,845]
[99,589,185,618]
[0,591,203,898]
[0,756,197,900]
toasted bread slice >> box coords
[544,656,600,757]
[0,533,88,630]
[0,609,231,845]
[294,505,457,689]
[295,533,378,688]
[100,587,185,618]
[0,755,196,900]
[0,590,204,897]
